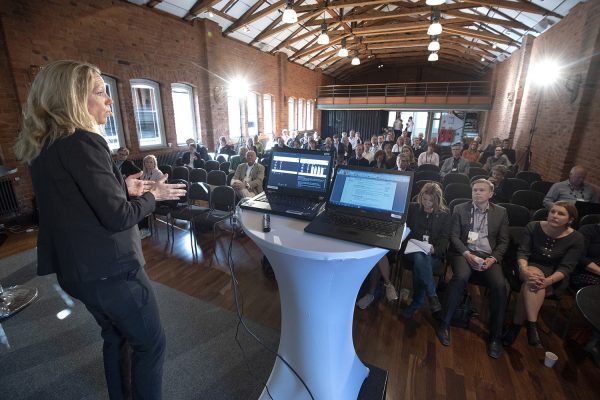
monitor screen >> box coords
[328,168,412,215]
[268,150,333,194]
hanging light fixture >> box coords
[481,57,485,62]
[317,23,330,45]
[426,0,446,5]
[427,21,442,36]
[428,39,440,52]
[338,38,348,57]
[428,52,438,62]
[282,0,298,24]
[351,51,360,65]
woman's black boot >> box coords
[525,321,541,346]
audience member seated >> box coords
[400,145,417,170]
[401,183,451,318]
[307,139,319,151]
[570,221,600,290]
[440,143,470,177]
[370,150,386,169]
[215,136,235,155]
[321,137,334,152]
[114,147,141,178]
[182,143,203,168]
[342,136,353,158]
[138,154,163,239]
[483,146,512,172]
[383,142,396,169]
[349,130,359,148]
[436,179,509,359]
[417,144,440,167]
[292,139,302,149]
[230,150,265,199]
[348,143,370,167]
[396,154,415,171]
[391,136,404,154]
[363,142,374,163]
[253,134,264,156]
[412,136,426,158]
[370,135,379,152]
[502,202,584,347]
[186,138,211,162]
[462,141,481,163]
[377,135,385,151]
[479,137,501,164]
[356,253,399,309]
[229,146,248,173]
[543,165,599,209]
[489,165,511,203]
[246,137,258,154]
[501,139,516,164]
[273,136,287,150]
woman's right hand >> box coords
[149,174,187,201]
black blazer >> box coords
[31,129,155,282]
[450,201,510,263]
[405,203,451,258]
[181,151,203,168]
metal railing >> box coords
[318,81,491,99]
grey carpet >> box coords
[0,250,279,400]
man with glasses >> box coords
[115,147,141,178]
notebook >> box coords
[240,147,334,220]
[304,166,413,250]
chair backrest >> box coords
[165,178,188,206]
[580,214,600,226]
[204,160,220,173]
[158,165,172,177]
[195,159,205,170]
[411,179,439,198]
[530,180,554,194]
[449,197,471,213]
[510,190,544,211]
[226,171,235,186]
[219,161,230,173]
[469,161,482,168]
[468,167,488,179]
[416,163,440,172]
[189,168,207,183]
[188,182,211,202]
[444,183,472,204]
[216,154,228,163]
[470,174,488,183]
[515,171,542,185]
[498,203,530,227]
[531,208,549,221]
[172,166,189,182]
[211,185,235,212]
[207,170,227,186]
[443,173,470,188]
[506,178,530,197]
[415,170,441,183]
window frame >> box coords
[298,98,305,131]
[101,75,125,151]
[246,92,259,137]
[306,100,314,130]
[171,82,199,145]
[287,96,296,131]
[130,78,166,149]
[263,94,274,135]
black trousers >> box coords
[58,267,165,400]
[441,254,507,338]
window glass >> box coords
[101,75,123,150]
[130,79,165,147]
[247,92,258,137]
[171,83,198,145]
[263,94,273,135]
[298,99,305,131]
[288,97,296,131]
[306,100,314,130]
[227,95,242,139]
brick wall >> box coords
[0,0,330,216]
[482,0,600,189]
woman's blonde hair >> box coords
[143,155,158,171]
[401,145,415,163]
[14,60,101,163]
[417,182,448,212]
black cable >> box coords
[225,208,315,400]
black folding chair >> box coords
[189,168,207,183]
[416,164,440,172]
[444,183,472,204]
[172,166,189,182]
[443,173,470,188]
[468,167,488,179]
[532,208,549,221]
[415,170,441,183]
[580,214,600,226]
[505,178,530,198]
[219,161,230,173]
[207,170,227,186]
[204,160,220,173]
[158,165,172,177]
[510,190,544,212]
[530,180,554,194]
[498,203,530,227]
[448,198,471,213]
[516,171,542,185]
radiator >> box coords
[0,178,19,217]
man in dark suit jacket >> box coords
[115,147,141,177]
[348,143,370,167]
[181,143,203,168]
[440,143,470,177]
[20,61,186,400]
[436,179,509,359]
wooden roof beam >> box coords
[253,8,325,44]
[461,0,562,18]
[444,9,529,30]
[444,26,513,45]
[224,0,268,33]
[184,0,223,21]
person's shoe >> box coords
[428,295,442,313]
[525,321,541,347]
[139,228,151,239]
[384,282,399,301]
[436,322,451,346]
[401,302,419,319]
[501,324,523,346]
[356,294,375,310]
[488,338,503,359]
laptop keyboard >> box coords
[257,193,317,209]
[323,212,399,236]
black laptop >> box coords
[240,147,334,220]
[304,166,413,250]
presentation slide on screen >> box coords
[339,177,396,210]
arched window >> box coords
[101,75,124,150]
[130,79,165,147]
[298,98,305,131]
[287,97,296,131]
[263,94,274,135]
[171,83,198,145]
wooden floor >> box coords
[2,221,600,400]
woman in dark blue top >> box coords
[401,182,451,318]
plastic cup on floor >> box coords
[544,351,558,367]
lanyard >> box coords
[568,184,585,199]
[470,206,488,233]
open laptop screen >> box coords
[328,167,412,216]
[267,149,333,195]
